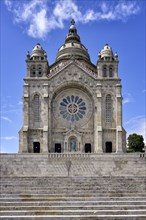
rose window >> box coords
[60,95,86,122]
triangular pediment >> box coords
[48,60,97,80]
[64,128,82,136]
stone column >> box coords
[48,99,52,152]
[42,84,49,153]
[22,130,28,153]
[116,93,123,153]
[42,130,48,153]
[23,96,29,128]
[22,95,29,152]
[94,88,103,153]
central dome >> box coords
[56,19,90,62]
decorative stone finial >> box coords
[114,52,118,58]
[98,51,101,58]
[71,19,75,25]
[27,51,30,59]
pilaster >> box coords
[116,87,123,152]
[22,129,28,153]
[21,86,29,152]
[42,84,49,152]
[48,98,52,152]
[94,86,103,153]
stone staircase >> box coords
[0,176,146,219]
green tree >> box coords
[127,133,145,152]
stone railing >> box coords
[48,60,73,78]
[48,153,90,158]
[75,60,97,79]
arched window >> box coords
[109,66,113,77]
[69,136,77,152]
[33,94,40,123]
[105,95,112,123]
[103,66,107,77]
[37,66,42,77]
[31,66,36,77]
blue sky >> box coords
[0,0,146,153]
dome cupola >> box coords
[100,44,114,59]
[30,43,47,61]
[32,43,45,56]
[56,20,90,62]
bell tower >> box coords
[96,44,126,153]
[19,43,49,153]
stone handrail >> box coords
[48,153,90,158]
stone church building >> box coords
[19,20,126,154]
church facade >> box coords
[19,20,126,154]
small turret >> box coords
[97,44,119,78]
[25,43,49,78]
[30,43,47,61]
[100,44,114,61]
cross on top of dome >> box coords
[71,19,75,25]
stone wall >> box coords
[0,153,145,177]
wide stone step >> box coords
[1,204,146,211]
[1,215,146,220]
[2,190,144,194]
[1,178,145,185]
[1,216,146,220]
[1,191,145,196]
[1,184,145,188]
[1,185,145,189]
[0,191,146,197]
[1,209,146,216]
[1,194,146,200]
[1,200,146,206]
[1,177,145,183]
[1,178,145,182]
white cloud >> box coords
[1,116,12,123]
[123,93,134,105]
[0,136,17,140]
[4,0,12,10]
[100,2,109,13]
[124,116,146,144]
[53,0,82,25]
[4,0,141,39]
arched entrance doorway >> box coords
[55,143,61,153]
[85,143,91,153]
[33,142,40,153]
[106,142,112,153]
[69,136,77,152]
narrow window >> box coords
[31,66,36,77]
[33,94,40,123]
[103,66,107,77]
[38,66,42,77]
[106,95,112,123]
[109,66,113,77]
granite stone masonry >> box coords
[19,20,126,154]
